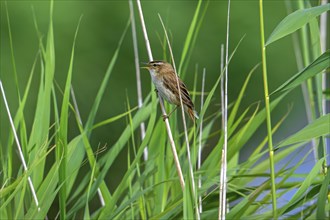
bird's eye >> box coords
[153,64,157,67]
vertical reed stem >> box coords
[259,0,277,218]
[198,68,206,213]
[129,0,148,161]
[136,0,185,189]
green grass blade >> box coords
[55,16,82,220]
[24,146,58,219]
[227,180,269,219]
[266,4,330,45]
[148,120,167,215]
[84,20,130,134]
[110,183,157,219]
[227,63,260,128]
[180,1,209,79]
[183,177,194,219]
[178,0,202,76]
[83,155,97,220]
[70,114,109,210]
[6,53,38,180]
[65,135,85,194]
[150,198,182,219]
[306,2,322,96]
[13,175,27,219]
[92,106,138,129]
[126,97,147,219]
[0,174,25,214]
[271,51,330,95]
[227,105,259,161]
[316,168,330,219]
[306,2,322,59]
[28,1,55,189]
[98,101,156,217]
[278,158,325,216]
[5,2,20,99]
[278,113,330,147]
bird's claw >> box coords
[162,114,169,121]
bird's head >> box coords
[141,60,173,76]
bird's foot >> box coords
[162,114,169,121]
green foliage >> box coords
[0,0,329,219]
[278,114,330,148]
[266,3,330,45]
[271,51,330,95]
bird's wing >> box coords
[163,74,194,109]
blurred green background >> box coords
[1,0,316,190]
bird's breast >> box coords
[150,74,178,105]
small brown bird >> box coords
[142,60,199,121]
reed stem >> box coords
[259,0,277,218]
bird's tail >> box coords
[188,108,199,121]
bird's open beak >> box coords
[140,62,149,70]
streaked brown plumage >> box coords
[143,60,199,121]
